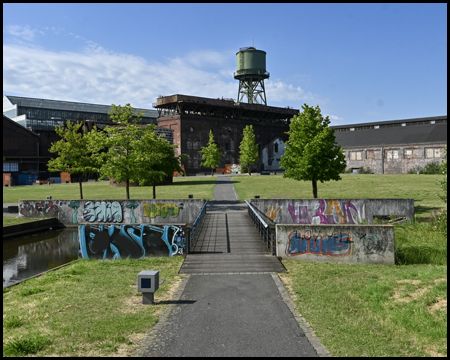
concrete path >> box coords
[140,176,328,357]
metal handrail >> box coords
[188,200,208,253]
[245,200,276,255]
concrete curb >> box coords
[271,273,332,357]
[134,274,191,357]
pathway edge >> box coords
[271,273,332,357]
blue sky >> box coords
[3,3,447,125]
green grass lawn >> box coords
[2,176,217,203]
[3,257,185,357]
[232,174,446,218]
[3,216,41,227]
[280,261,447,357]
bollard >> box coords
[137,271,159,304]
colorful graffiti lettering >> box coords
[143,202,183,218]
[286,230,352,257]
[356,232,387,255]
[231,164,241,174]
[78,224,186,260]
[267,205,282,222]
[20,200,64,220]
[83,201,123,223]
[287,200,360,224]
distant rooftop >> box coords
[4,95,158,118]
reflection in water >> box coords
[3,228,79,287]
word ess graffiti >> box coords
[83,201,123,223]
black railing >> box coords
[187,200,208,253]
[245,200,276,255]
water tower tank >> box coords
[234,47,270,105]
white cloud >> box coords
[3,41,319,110]
[6,25,43,42]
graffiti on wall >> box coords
[267,205,282,222]
[286,230,352,257]
[79,224,186,260]
[231,164,241,174]
[286,199,360,224]
[143,202,183,219]
[83,201,123,223]
[20,200,65,221]
[355,232,387,255]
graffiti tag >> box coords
[286,230,352,257]
[143,202,183,218]
[356,232,387,255]
[83,201,123,223]
[287,199,360,225]
[20,200,64,220]
[267,205,282,222]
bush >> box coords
[408,161,442,174]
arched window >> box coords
[274,143,279,153]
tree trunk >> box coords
[152,180,156,199]
[126,178,130,200]
[79,175,83,200]
[248,163,251,176]
[312,179,318,199]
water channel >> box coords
[3,228,79,287]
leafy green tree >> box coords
[239,125,259,175]
[280,104,346,198]
[200,130,222,176]
[47,121,101,199]
[134,125,186,199]
[94,103,147,200]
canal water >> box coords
[3,228,79,287]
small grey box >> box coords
[137,271,159,293]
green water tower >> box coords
[234,47,270,105]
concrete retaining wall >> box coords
[250,198,414,225]
[276,224,395,265]
[18,199,205,226]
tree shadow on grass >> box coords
[167,180,218,186]
[414,204,443,218]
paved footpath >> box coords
[137,176,330,357]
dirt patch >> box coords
[425,349,446,357]
[397,279,421,285]
[114,333,147,357]
[278,274,298,302]
[428,298,447,313]
[391,280,432,303]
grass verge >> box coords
[280,261,447,357]
[3,256,185,357]
[232,174,445,219]
[2,176,217,203]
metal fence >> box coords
[187,200,208,253]
[244,200,276,255]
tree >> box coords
[134,125,186,199]
[200,130,222,175]
[47,121,101,199]
[280,104,346,198]
[94,103,146,200]
[239,125,259,175]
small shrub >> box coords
[429,208,447,236]
[3,315,24,329]
[19,287,45,297]
[3,335,51,356]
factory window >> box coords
[3,163,19,172]
[426,148,441,158]
[367,150,380,160]
[386,150,399,160]
[405,149,413,159]
[274,143,279,153]
[374,125,379,129]
[350,151,362,160]
[225,143,229,151]
[228,130,231,136]
[190,127,194,132]
[430,120,435,124]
